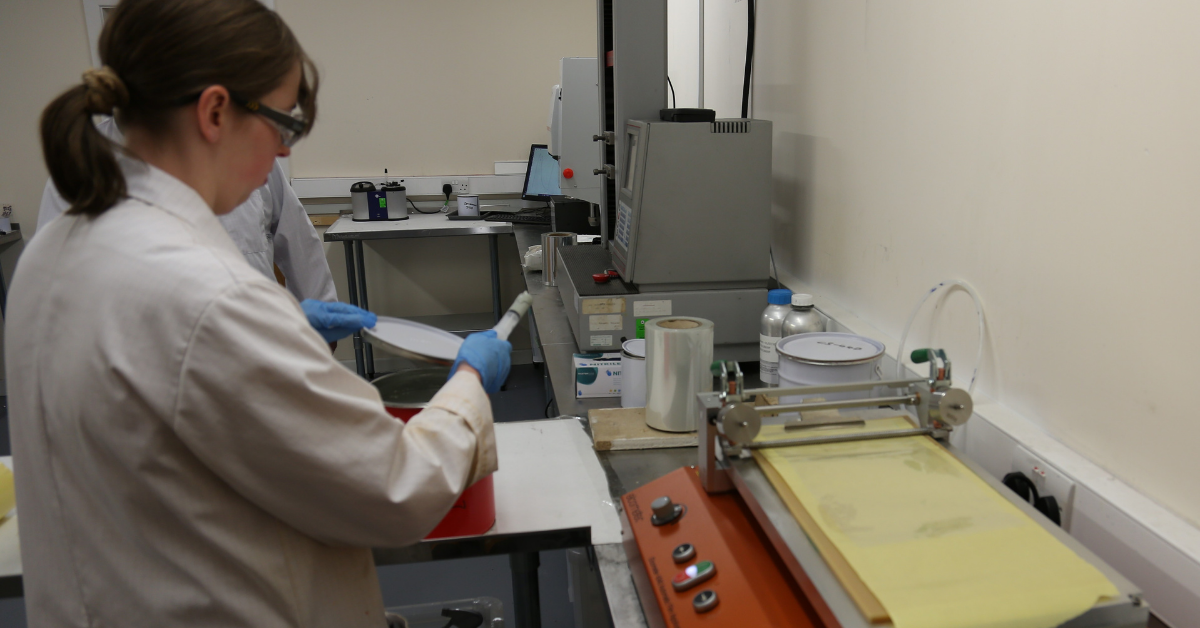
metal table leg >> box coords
[489,234,502,323]
[354,240,375,379]
[0,257,6,319]
[509,551,542,628]
[343,241,366,378]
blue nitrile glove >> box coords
[450,330,512,394]
[301,299,378,343]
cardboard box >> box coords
[573,352,622,398]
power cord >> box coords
[1002,472,1062,526]
[408,197,440,214]
[740,0,756,118]
[667,76,677,108]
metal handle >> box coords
[592,132,615,144]
[740,378,926,401]
[756,394,919,417]
[747,427,938,450]
[593,165,615,179]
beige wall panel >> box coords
[279,0,597,178]
[0,0,91,232]
[755,0,1200,524]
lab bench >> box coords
[511,225,625,418]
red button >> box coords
[592,272,611,284]
[563,168,574,179]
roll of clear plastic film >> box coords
[644,317,714,432]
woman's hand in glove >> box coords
[300,299,377,343]
[450,330,512,393]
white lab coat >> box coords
[5,156,497,628]
[37,117,337,302]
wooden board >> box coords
[309,213,341,227]
[752,450,891,624]
[588,407,698,451]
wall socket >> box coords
[443,179,469,195]
[1011,445,1077,531]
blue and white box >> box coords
[573,352,622,398]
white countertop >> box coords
[0,419,622,583]
[323,212,513,241]
[491,419,621,544]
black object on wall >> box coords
[1002,471,1062,527]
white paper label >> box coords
[590,335,614,347]
[759,333,781,362]
[582,298,626,314]
[759,334,781,384]
[761,362,779,384]
[589,314,623,331]
[633,300,672,317]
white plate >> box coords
[362,317,464,366]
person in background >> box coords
[5,0,511,626]
[37,114,369,344]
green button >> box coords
[696,561,713,573]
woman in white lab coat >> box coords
[4,0,511,626]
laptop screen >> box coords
[522,145,562,200]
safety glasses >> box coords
[229,93,308,148]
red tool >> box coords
[592,269,621,284]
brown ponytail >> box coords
[40,0,319,217]
[40,68,130,216]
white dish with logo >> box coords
[776,332,885,404]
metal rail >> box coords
[746,427,937,450]
[739,378,927,400]
[756,394,919,417]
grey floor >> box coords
[0,363,576,628]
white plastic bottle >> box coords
[782,293,826,338]
[759,289,793,386]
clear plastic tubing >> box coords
[492,292,534,341]
[894,280,985,394]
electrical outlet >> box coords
[443,179,469,195]
[1011,446,1076,530]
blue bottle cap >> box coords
[768,289,793,305]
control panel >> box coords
[620,467,824,627]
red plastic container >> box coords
[373,368,496,539]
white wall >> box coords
[668,0,749,117]
[0,0,94,376]
[280,0,596,179]
[754,0,1200,531]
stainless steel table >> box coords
[512,226,628,418]
[323,214,513,379]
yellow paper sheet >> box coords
[758,418,1117,628]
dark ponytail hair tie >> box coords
[81,66,129,115]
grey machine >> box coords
[554,0,773,360]
[555,118,772,359]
